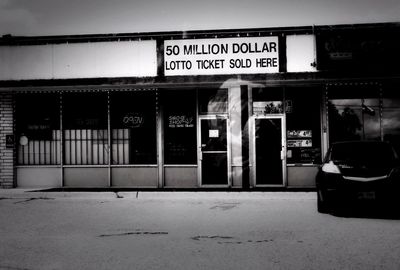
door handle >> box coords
[280,150,285,160]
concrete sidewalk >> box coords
[0,188,317,201]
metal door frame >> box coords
[198,115,231,187]
[251,115,287,187]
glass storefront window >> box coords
[286,88,321,164]
[16,93,61,165]
[198,88,228,114]
[163,90,197,164]
[252,87,284,115]
[110,91,157,164]
[383,87,400,154]
[328,85,380,144]
[63,93,108,165]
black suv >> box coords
[316,141,400,213]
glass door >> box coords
[199,117,229,186]
[253,116,286,186]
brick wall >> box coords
[0,92,15,188]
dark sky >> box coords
[1,0,399,36]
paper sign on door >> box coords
[209,130,219,138]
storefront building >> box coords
[1,22,400,189]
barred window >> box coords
[16,93,61,165]
[63,93,108,165]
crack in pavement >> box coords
[209,203,240,211]
[13,197,55,204]
[191,235,234,241]
[191,235,276,245]
[217,239,274,245]
[99,231,168,237]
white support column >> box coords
[228,85,243,187]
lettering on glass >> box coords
[122,113,144,128]
[168,115,194,128]
[75,118,100,127]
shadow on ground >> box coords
[330,203,400,220]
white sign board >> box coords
[164,37,279,76]
[286,34,317,73]
[0,41,157,80]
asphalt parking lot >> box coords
[1,190,400,270]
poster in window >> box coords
[287,139,312,148]
[287,130,312,138]
[287,130,312,148]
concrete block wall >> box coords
[0,92,15,188]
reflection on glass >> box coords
[110,91,157,165]
[328,86,400,155]
[328,85,381,144]
[329,103,362,142]
[383,95,400,154]
[198,89,228,114]
[363,111,380,141]
[328,98,380,143]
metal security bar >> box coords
[16,89,158,167]
[18,130,61,165]
[16,92,61,165]
[63,129,109,165]
[62,92,109,165]
[111,129,130,164]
